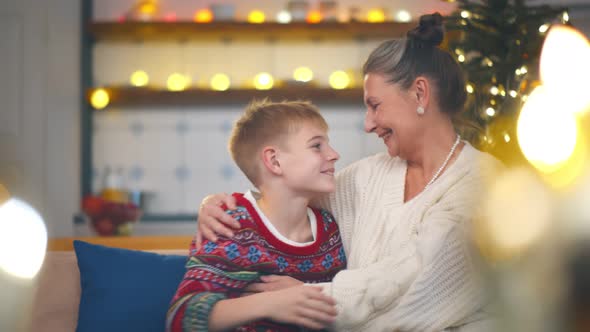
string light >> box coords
[460,10,471,18]
[193,9,213,23]
[367,9,386,23]
[458,54,465,62]
[254,72,274,90]
[306,11,322,23]
[394,10,412,23]
[130,70,149,87]
[539,24,550,33]
[90,88,110,110]
[490,86,499,95]
[167,73,190,91]
[509,90,518,98]
[276,10,292,24]
[504,133,511,143]
[485,107,496,117]
[293,66,313,82]
[466,84,474,94]
[329,71,351,90]
[210,73,231,91]
[248,10,265,24]
[562,11,570,23]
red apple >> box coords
[93,217,115,236]
[82,196,103,218]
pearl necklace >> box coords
[424,135,461,190]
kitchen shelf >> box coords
[88,21,415,41]
[90,86,365,108]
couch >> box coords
[25,236,193,332]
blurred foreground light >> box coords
[293,66,313,82]
[167,73,190,91]
[0,190,47,279]
[276,10,292,24]
[329,70,350,90]
[517,86,582,181]
[130,70,149,87]
[479,168,553,260]
[254,72,274,90]
[367,9,386,23]
[90,88,109,110]
[540,25,590,115]
[248,10,265,24]
[210,73,231,91]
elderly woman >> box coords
[196,13,500,331]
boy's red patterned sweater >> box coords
[166,193,346,332]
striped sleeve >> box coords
[166,237,262,332]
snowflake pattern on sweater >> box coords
[167,193,346,332]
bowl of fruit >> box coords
[82,195,142,236]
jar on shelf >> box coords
[319,0,338,22]
[100,166,128,203]
[287,0,309,22]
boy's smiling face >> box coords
[277,121,340,196]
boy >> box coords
[167,100,346,332]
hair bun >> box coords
[407,12,444,47]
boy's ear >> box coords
[261,146,282,175]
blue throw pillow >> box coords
[74,240,187,332]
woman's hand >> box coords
[245,275,304,293]
[261,285,337,330]
[195,193,241,248]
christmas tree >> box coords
[444,0,569,164]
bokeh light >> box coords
[517,86,578,175]
[167,73,190,91]
[254,72,274,90]
[0,197,47,279]
[306,11,322,24]
[329,70,351,90]
[276,10,292,24]
[293,66,313,82]
[478,168,553,260]
[540,25,590,115]
[394,10,412,23]
[193,9,213,23]
[130,70,149,87]
[210,73,231,91]
[90,88,110,110]
[248,10,265,24]
[367,9,386,23]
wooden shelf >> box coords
[88,21,415,41]
[90,86,365,108]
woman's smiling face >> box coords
[363,72,421,158]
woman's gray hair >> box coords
[361,13,467,116]
[362,39,407,85]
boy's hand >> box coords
[195,193,241,248]
[262,285,337,330]
[245,275,303,292]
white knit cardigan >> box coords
[316,143,501,332]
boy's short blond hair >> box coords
[228,99,328,187]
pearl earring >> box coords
[417,106,425,115]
